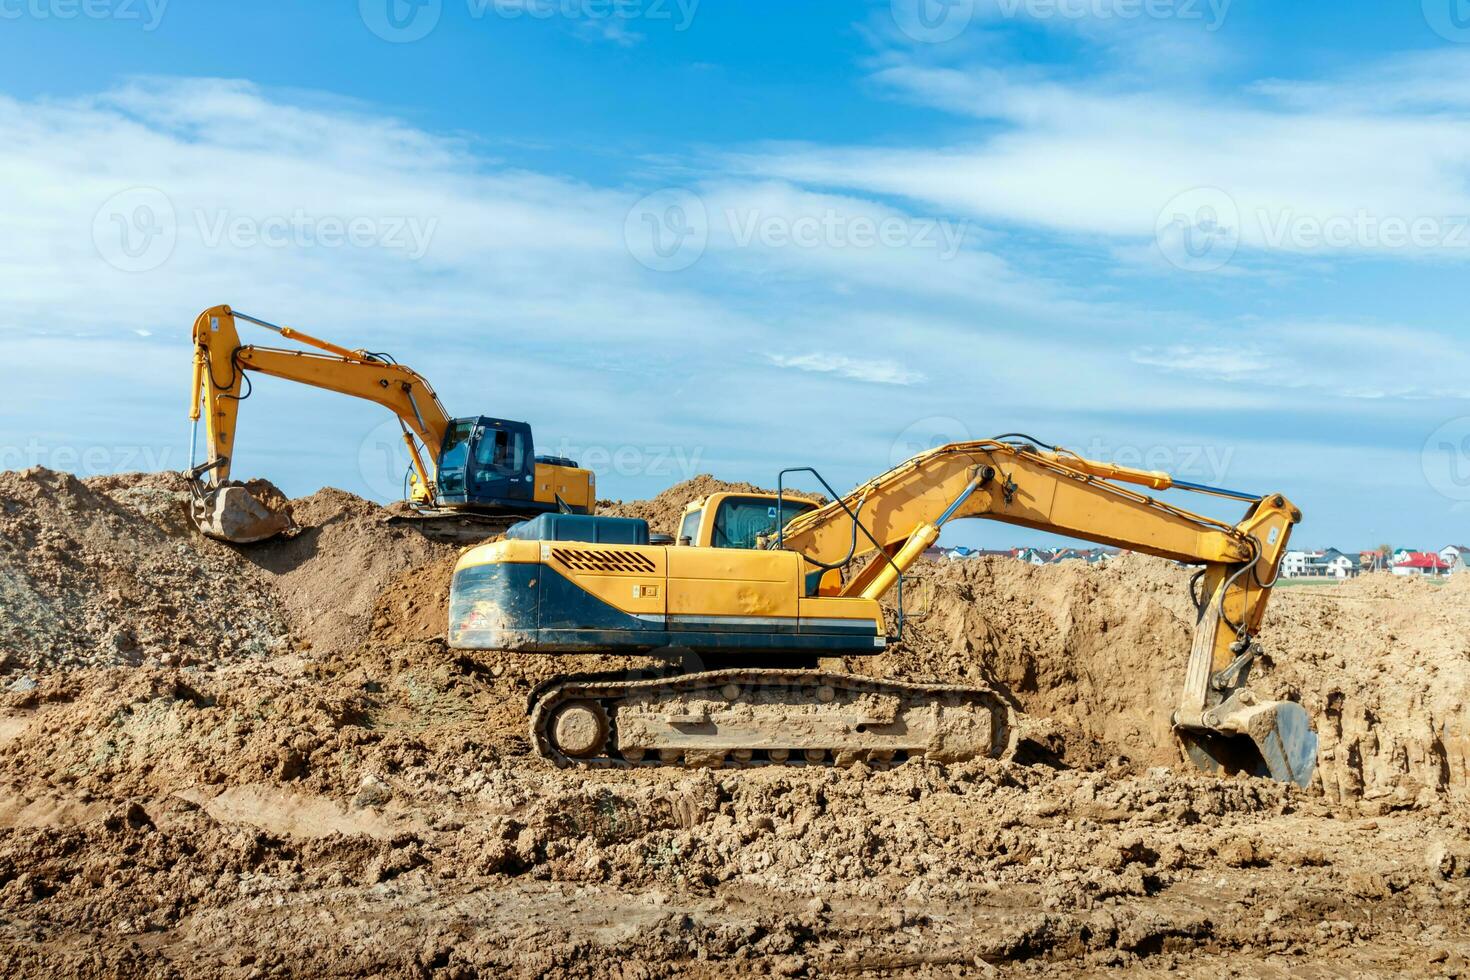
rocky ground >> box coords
[0,467,1467,978]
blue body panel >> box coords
[505,513,650,545]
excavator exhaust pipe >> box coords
[186,463,294,545]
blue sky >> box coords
[3,0,1469,552]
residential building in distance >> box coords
[1438,545,1470,575]
[1393,552,1451,577]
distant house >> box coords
[1311,548,1360,579]
[1015,547,1052,566]
[1284,548,1359,579]
[1393,552,1451,577]
[1281,550,1314,577]
[943,546,1014,561]
[1438,546,1470,575]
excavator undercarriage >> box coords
[530,669,1016,769]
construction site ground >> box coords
[1,468,1467,978]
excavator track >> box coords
[529,669,1017,769]
[384,509,528,544]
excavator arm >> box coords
[187,304,452,540]
[776,439,1315,787]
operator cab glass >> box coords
[436,416,536,506]
[708,495,817,550]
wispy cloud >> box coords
[767,352,927,386]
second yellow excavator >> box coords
[448,437,1317,788]
[187,305,596,543]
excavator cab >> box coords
[436,417,537,509]
[676,493,819,548]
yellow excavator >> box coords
[448,437,1317,788]
[187,305,596,543]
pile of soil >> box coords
[0,470,1468,977]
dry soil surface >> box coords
[0,469,1467,978]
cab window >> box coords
[677,509,701,546]
[710,497,816,550]
[437,421,475,492]
[475,428,525,475]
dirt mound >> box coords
[0,470,456,675]
[0,468,289,673]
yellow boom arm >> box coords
[776,439,1311,785]
[188,304,451,502]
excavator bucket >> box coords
[1178,696,1318,789]
[188,483,294,544]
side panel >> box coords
[542,544,666,629]
[666,547,801,633]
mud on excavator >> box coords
[187,305,595,543]
[448,438,1318,788]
